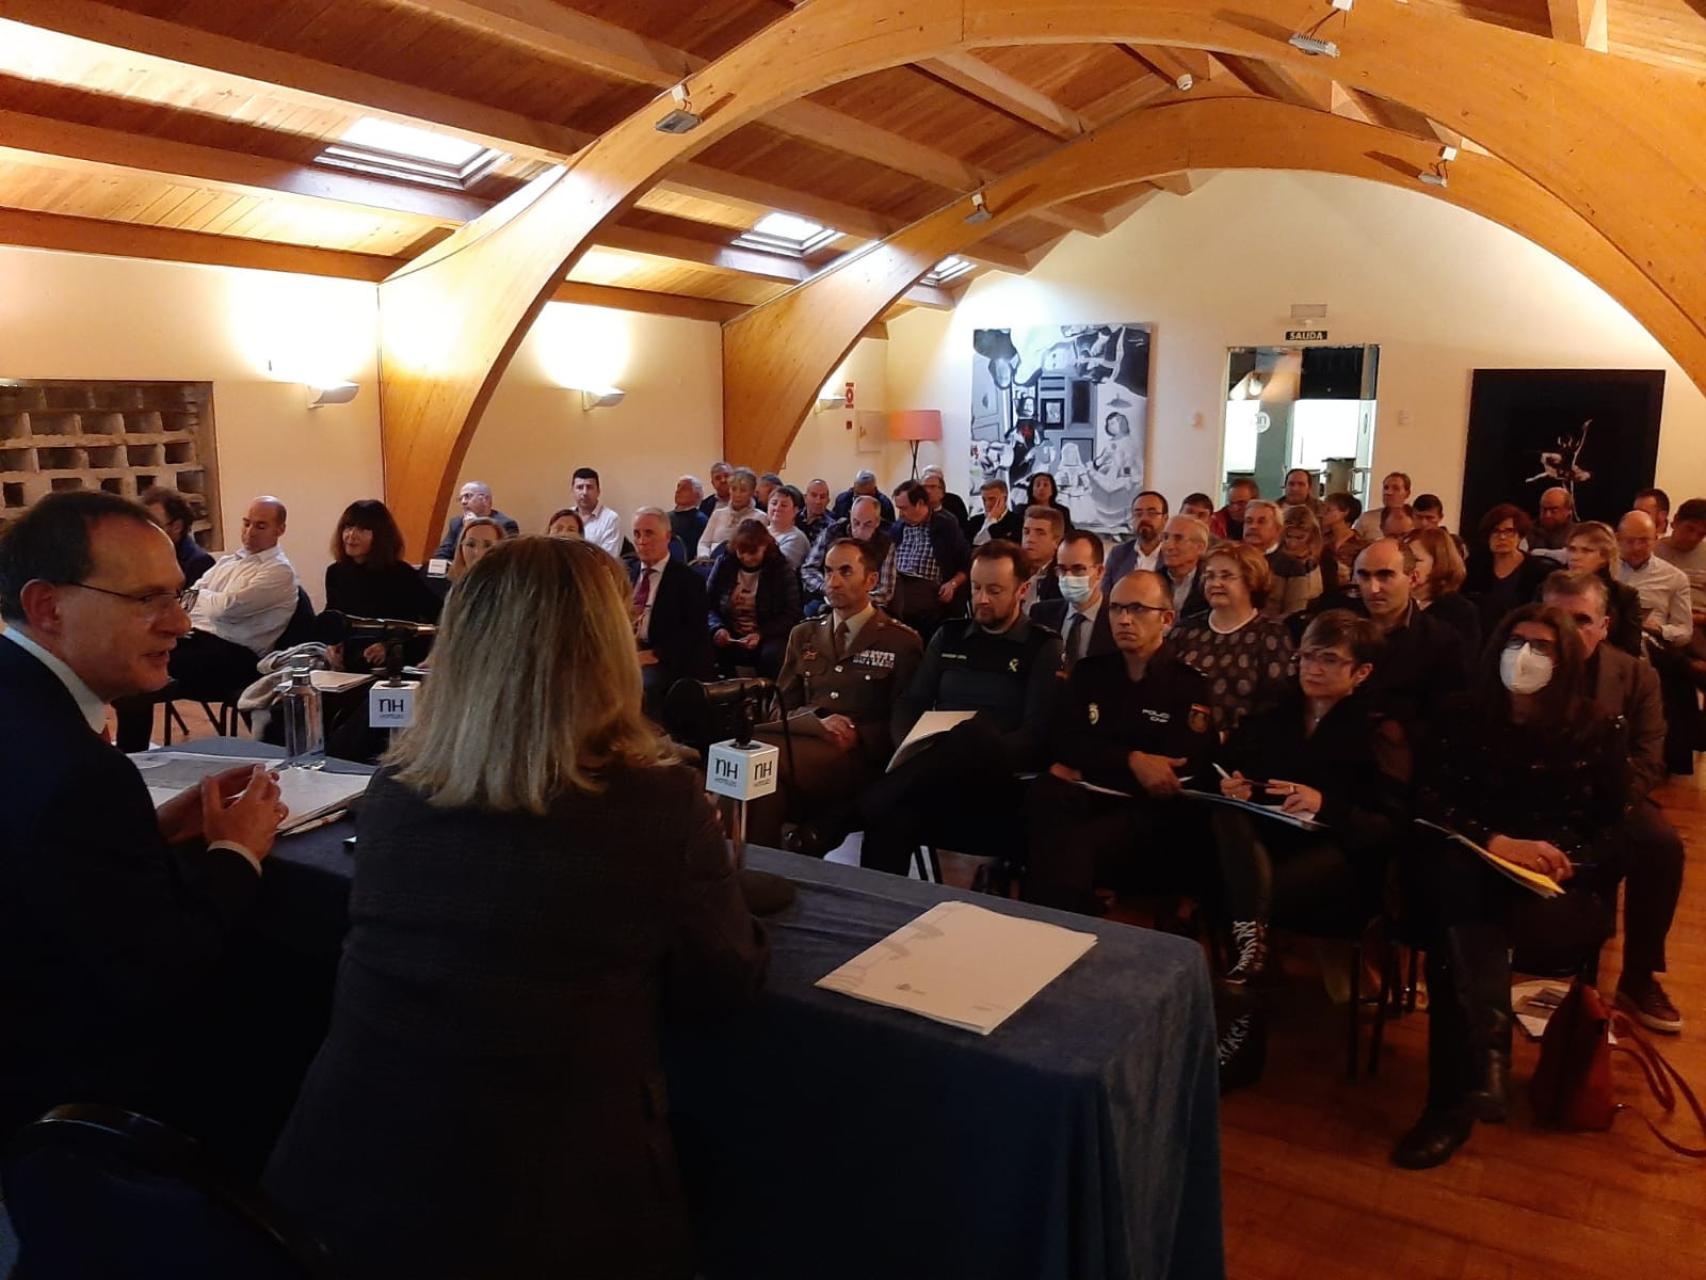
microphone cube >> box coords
[706,739,780,802]
[369,681,420,729]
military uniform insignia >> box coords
[1088,701,1100,726]
[1188,703,1211,734]
[1008,657,1020,673]
[801,647,819,664]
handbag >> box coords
[1530,979,1706,1157]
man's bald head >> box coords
[1618,509,1657,568]
[1353,537,1413,624]
[1108,569,1174,658]
[1109,566,1172,608]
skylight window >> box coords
[922,256,974,287]
[732,211,839,257]
[316,117,506,191]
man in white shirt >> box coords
[1353,471,1411,541]
[0,490,284,1144]
[571,467,623,556]
[115,495,300,751]
[1618,510,1693,647]
[1104,490,1168,583]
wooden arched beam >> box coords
[378,0,1706,553]
[722,95,1706,471]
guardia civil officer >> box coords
[748,538,922,850]
[1023,568,1215,914]
[857,540,1064,876]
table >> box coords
[171,741,1224,1280]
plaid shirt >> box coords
[894,520,941,581]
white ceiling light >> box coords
[923,256,974,287]
[733,212,839,256]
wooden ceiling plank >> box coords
[1149,172,1195,196]
[1123,44,1213,87]
[389,0,692,87]
[1328,83,1380,126]
[921,52,1091,138]
[0,204,400,279]
[594,224,807,283]
[550,281,744,322]
[658,168,900,241]
[1548,0,1609,52]
[0,107,487,225]
[0,0,590,161]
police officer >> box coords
[858,540,1065,876]
[748,537,922,850]
[1023,568,1215,915]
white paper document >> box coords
[1184,789,1325,831]
[132,751,368,834]
[815,900,1097,1035]
[310,670,374,693]
[887,709,977,769]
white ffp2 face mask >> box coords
[1058,573,1094,605]
[1499,642,1555,694]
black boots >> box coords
[1392,924,1511,1168]
[1392,1106,1474,1170]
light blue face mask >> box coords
[1058,573,1094,606]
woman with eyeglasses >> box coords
[1464,502,1550,637]
[1392,603,1627,1170]
[1208,610,1405,1087]
[1553,520,1643,655]
[1169,541,1295,735]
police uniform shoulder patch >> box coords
[1188,703,1211,734]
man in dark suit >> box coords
[0,491,285,1145]
[1544,570,1685,1033]
[628,508,713,721]
[832,470,896,524]
[432,480,521,561]
[966,478,1024,545]
[1031,530,1116,671]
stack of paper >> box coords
[887,709,976,769]
[816,900,1097,1035]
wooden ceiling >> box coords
[0,0,1700,323]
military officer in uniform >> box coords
[748,537,922,850]
[1023,568,1216,915]
[858,540,1065,876]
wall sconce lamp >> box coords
[817,393,847,412]
[578,386,626,410]
[306,382,360,409]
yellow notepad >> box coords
[1414,819,1564,898]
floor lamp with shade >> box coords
[889,410,942,480]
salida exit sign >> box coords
[1285,329,1329,342]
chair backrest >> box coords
[274,588,318,651]
[1,1105,334,1279]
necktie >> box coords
[834,620,851,658]
[633,566,653,611]
[1065,613,1086,670]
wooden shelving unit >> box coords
[0,379,222,548]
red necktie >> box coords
[634,567,654,611]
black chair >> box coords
[1,1104,334,1279]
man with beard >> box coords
[1105,490,1169,582]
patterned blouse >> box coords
[1169,610,1296,735]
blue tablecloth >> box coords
[175,741,1224,1280]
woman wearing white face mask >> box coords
[1393,603,1627,1172]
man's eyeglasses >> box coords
[1107,600,1171,619]
[57,581,196,619]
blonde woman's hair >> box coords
[387,536,673,812]
[1568,520,1621,572]
[448,515,507,582]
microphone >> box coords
[319,609,438,638]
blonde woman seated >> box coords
[1267,504,1326,617]
[447,514,506,583]
[265,536,769,1279]
[1559,520,1644,656]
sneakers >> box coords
[1222,919,1269,988]
[1616,976,1684,1034]
[1217,1011,1268,1092]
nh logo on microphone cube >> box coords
[705,739,780,802]
[369,681,419,729]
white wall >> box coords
[457,302,723,541]
[885,170,1706,526]
[781,335,916,492]
[0,245,383,604]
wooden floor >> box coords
[152,707,1706,1277]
